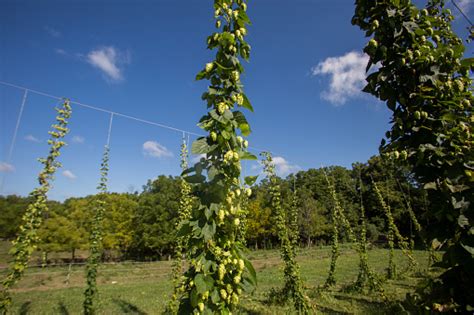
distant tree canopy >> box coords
[0,155,430,261]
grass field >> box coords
[0,242,435,314]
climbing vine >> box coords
[262,152,310,314]
[352,172,385,297]
[323,171,356,288]
[0,99,72,313]
[353,0,473,310]
[168,137,193,314]
[83,145,110,315]
[372,179,417,278]
[173,0,257,313]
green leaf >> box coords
[245,175,258,186]
[424,182,437,190]
[242,94,254,112]
[185,174,206,184]
[223,109,233,120]
[460,57,474,68]
[190,288,198,307]
[244,258,257,286]
[192,137,209,154]
[210,289,220,304]
[233,111,251,136]
[240,151,257,161]
[177,222,192,237]
[458,215,469,228]
[196,71,206,81]
[221,130,231,140]
[194,274,207,295]
[202,222,216,241]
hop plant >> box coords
[0,99,72,313]
[173,1,257,313]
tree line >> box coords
[0,155,429,262]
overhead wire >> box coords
[0,80,285,163]
[450,0,474,27]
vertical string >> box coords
[106,113,114,148]
[7,89,28,162]
[0,89,28,193]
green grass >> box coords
[1,243,433,314]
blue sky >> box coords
[0,0,473,200]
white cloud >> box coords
[143,141,173,158]
[252,156,300,177]
[457,0,473,14]
[273,156,301,176]
[87,46,130,82]
[44,26,61,37]
[0,162,15,173]
[55,48,67,55]
[62,170,77,180]
[71,135,85,144]
[311,51,369,105]
[24,134,41,143]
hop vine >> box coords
[0,99,72,313]
[173,0,257,313]
[168,138,193,314]
[352,172,385,297]
[261,152,310,314]
[372,179,417,278]
[353,0,473,310]
[83,145,110,315]
[323,170,356,288]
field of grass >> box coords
[0,242,435,314]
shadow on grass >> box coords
[332,293,404,314]
[113,298,147,314]
[19,301,31,315]
[57,302,70,315]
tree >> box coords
[129,176,180,260]
[38,214,87,261]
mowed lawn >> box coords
[0,243,433,314]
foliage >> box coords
[261,152,310,314]
[174,0,256,313]
[168,139,193,314]
[353,0,473,310]
[0,99,72,313]
[351,171,385,296]
[372,179,416,278]
[0,158,427,262]
[83,145,110,314]
[38,213,87,259]
[129,176,180,260]
[323,170,356,288]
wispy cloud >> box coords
[143,141,173,158]
[55,48,67,55]
[62,170,77,180]
[44,26,61,38]
[71,135,85,144]
[87,46,130,82]
[311,51,369,105]
[0,162,15,173]
[24,134,41,143]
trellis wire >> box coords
[0,80,276,156]
[0,90,28,193]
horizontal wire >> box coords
[0,80,279,156]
